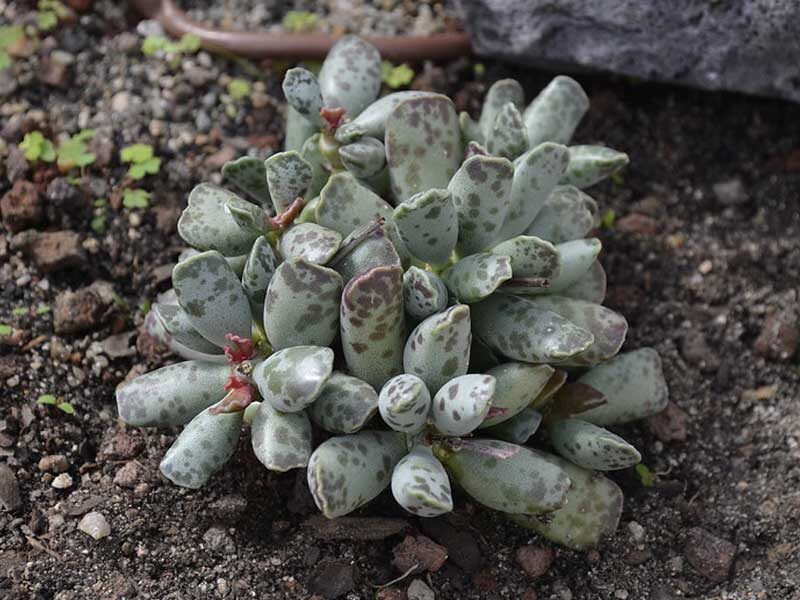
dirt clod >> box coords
[684,527,736,583]
[0,180,42,232]
[392,535,448,574]
[515,545,555,580]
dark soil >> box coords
[1,3,799,600]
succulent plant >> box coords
[116,37,669,550]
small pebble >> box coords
[407,579,435,600]
[627,521,645,543]
[79,511,111,540]
[38,454,70,473]
[51,473,74,489]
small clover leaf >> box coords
[381,62,415,89]
[227,79,251,100]
[122,188,150,209]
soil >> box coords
[1,2,799,600]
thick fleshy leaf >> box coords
[491,235,560,280]
[486,102,528,160]
[265,151,313,214]
[335,91,438,143]
[530,370,569,410]
[392,445,453,517]
[178,184,260,256]
[404,305,471,394]
[308,372,379,434]
[340,266,405,389]
[222,156,272,209]
[378,374,431,434]
[526,185,599,244]
[523,75,589,147]
[224,197,264,234]
[561,260,606,303]
[576,348,669,426]
[527,296,627,366]
[307,430,407,518]
[263,258,342,350]
[251,400,312,471]
[485,408,542,444]
[297,195,320,224]
[479,78,525,141]
[496,142,571,241]
[172,251,252,347]
[561,145,629,189]
[459,111,483,145]
[252,345,334,412]
[432,374,495,436]
[279,223,342,265]
[479,363,554,428]
[386,94,461,203]
[448,154,513,254]
[152,303,222,354]
[159,405,243,489]
[471,294,593,363]
[544,382,608,424]
[116,361,230,427]
[549,418,641,471]
[316,171,393,236]
[301,134,329,199]
[282,67,324,126]
[442,253,512,303]
[285,105,318,153]
[339,137,386,179]
[438,441,570,515]
[144,305,226,363]
[510,455,623,550]
[392,189,457,265]
[318,35,381,118]
[522,238,600,297]
[242,236,279,306]
[402,266,448,321]
[332,224,401,284]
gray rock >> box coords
[684,527,735,583]
[0,464,21,511]
[712,178,747,205]
[203,526,236,554]
[407,579,435,600]
[451,0,800,103]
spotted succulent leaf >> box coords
[336,91,437,143]
[282,67,324,126]
[431,373,495,436]
[172,250,252,348]
[307,430,407,518]
[265,151,313,214]
[252,345,334,412]
[392,189,457,265]
[526,185,599,244]
[378,374,431,434]
[491,235,560,281]
[485,408,542,444]
[486,102,528,160]
[459,112,483,145]
[224,196,264,234]
[442,253,512,303]
[478,78,525,141]
[241,236,279,307]
[159,404,243,489]
[318,35,381,118]
[251,400,313,471]
[286,105,318,153]
[561,145,629,189]
[523,238,601,297]
[279,223,342,265]
[308,372,379,434]
[338,137,386,179]
[222,156,272,208]
[402,266,448,321]
[479,362,554,428]
[549,418,641,471]
[332,224,401,284]
[523,75,589,147]
[301,134,329,199]
[263,258,342,350]
[152,303,222,355]
[316,172,393,236]
[530,370,569,410]
[391,445,453,517]
[560,260,606,303]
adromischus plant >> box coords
[116,35,669,551]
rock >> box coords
[89,135,114,167]
[0,464,22,511]
[1,180,43,232]
[205,145,237,169]
[419,517,483,571]
[152,204,182,234]
[0,70,18,98]
[38,51,74,88]
[515,545,554,580]
[209,494,248,522]
[98,426,144,460]
[38,454,70,473]
[684,527,735,583]
[712,179,747,205]
[627,521,645,542]
[680,331,720,372]
[451,0,800,103]
[51,473,74,489]
[376,588,406,600]
[113,461,141,488]
[616,213,659,235]
[302,515,409,541]
[753,307,799,361]
[307,559,355,599]
[392,535,448,574]
[203,526,236,554]
[5,146,29,183]
[24,230,85,272]
[101,331,137,358]
[646,402,688,442]
[406,579,435,600]
[54,284,107,334]
[79,511,111,540]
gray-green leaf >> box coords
[282,67,323,126]
[549,418,641,471]
[279,223,342,265]
[222,156,272,209]
[332,224,401,284]
[378,374,431,434]
[523,75,589,147]
[391,445,453,517]
[242,236,279,307]
[318,35,381,118]
[561,260,606,304]
[251,400,313,471]
[252,345,334,412]
[402,266,448,321]
[265,151,313,214]
[285,105,318,153]
[432,374,495,436]
[152,303,222,355]
[491,235,560,281]
[486,102,528,160]
[442,253,512,303]
[336,91,436,143]
[561,145,629,189]
[479,78,525,141]
[484,408,542,444]
[316,171,393,237]
[339,137,386,179]
[526,185,599,244]
[392,189,457,265]
[308,372,379,434]
[301,134,329,200]
[479,362,554,428]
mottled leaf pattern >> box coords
[178,184,260,256]
[251,400,313,471]
[526,185,599,244]
[172,251,252,347]
[336,91,436,143]
[159,405,243,489]
[391,445,453,517]
[308,372,379,434]
[152,303,222,354]
[386,95,461,203]
[285,105,318,153]
[459,111,483,145]
[561,145,629,189]
[486,102,528,160]
[549,418,641,471]
[523,76,589,147]
[338,137,386,179]
[279,223,342,265]
[402,266,448,321]
[392,189,457,265]
[282,67,324,126]
[576,348,669,425]
[491,235,560,280]
[432,374,495,436]
[301,134,329,199]
[378,374,431,434]
[265,151,313,214]
[318,35,381,118]
[439,441,570,515]
[332,225,401,284]
[479,362,554,427]
[471,294,593,363]
[116,361,230,427]
[242,236,279,306]
[448,155,514,254]
[307,430,407,518]
[222,156,272,208]
[252,345,334,412]
[479,78,525,141]
[442,253,512,303]
[316,172,393,236]
[224,198,264,234]
[485,408,542,444]
[561,260,606,303]
[523,238,601,297]
[264,258,342,350]
[510,455,623,550]
[340,266,405,389]
[403,305,471,394]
